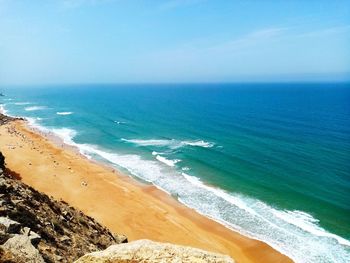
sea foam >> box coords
[56,112,73,116]
[13,102,32,105]
[25,118,77,146]
[21,122,350,263]
[113,120,126,125]
[272,209,350,247]
[121,138,214,149]
[80,150,350,262]
[25,106,47,111]
[156,155,180,167]
[0,104,8,115]
[51,128,77,144]
[182,140,214,148]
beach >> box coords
[0,118,292,262]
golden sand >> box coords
[0,120,292,263]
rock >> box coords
[0,217,21,233]
[0,246,24,263]
[74,239,234,263]
[0,151,4,169]
[59,235,71,244]
[0,234,45,263]
[0,151,125,262]
[112,233,128,244]
[0,114,23,126]
[0,224,10,245]
[22,227,41,247]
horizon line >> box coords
[1,80,350,88]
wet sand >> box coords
[0,120,293,263]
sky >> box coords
[0,0,349,84]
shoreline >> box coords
[0,117,293,262]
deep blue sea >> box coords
[1,83,349,262]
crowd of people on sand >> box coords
[1,121,89,187]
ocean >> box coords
[1,83,349,262]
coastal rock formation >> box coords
[1,233,45,263]
[75,239,235,263]
[0,113,23,126]
[0,151,127,263]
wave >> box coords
[25,118,76,146]
[50,128,77,145]
[122,139,172,147]
[25,117,49,133]
[121,138,214,149]
[182,140,214,148]
[113,120,126,125]
[13,102,32,105]
[180,174,350,263]
[20,121,350,262]
[83,151,350,261]
[0,104,8,114]
[155,155,181,167]
[25,106,47,111]
[56,112,73,116]
[272,209,350,247]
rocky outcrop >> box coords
[0,152,127,263]
[0,113,23,126]
[1,233,45,263]
[0,151,4,170]
[75,239,234,263]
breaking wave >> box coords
[0,104,8,115]
[56,112,73,116]
[13,102,32,105]
[22,122,350,263]
[155,155,181,167]
[25,106,47,111]
[121,138,214,149]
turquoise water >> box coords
[1,83,350,262]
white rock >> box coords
[75,239,234,263]
[1,234,45,263]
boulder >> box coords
[22,227,41,247]
[0,217,21,233]
[112,233,128,244]
[1,234,45,263]
[74,239,234,263]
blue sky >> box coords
[0,0,349,84]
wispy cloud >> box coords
[141,22,348,80]
[148,24,349,58]
[207,27,286,52]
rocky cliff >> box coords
[0,151,127,263]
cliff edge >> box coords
[0,151,127,263]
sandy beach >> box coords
[0,119,292,263]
